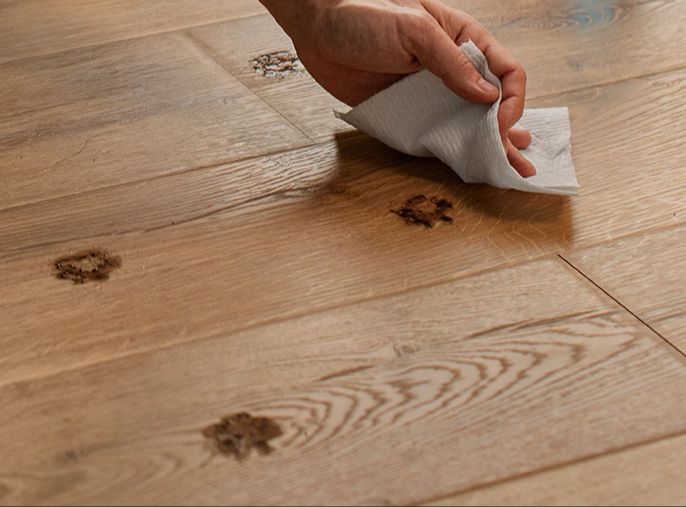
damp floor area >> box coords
[1,1,685,505]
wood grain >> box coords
[1,258,686,505]
[473,0,686,96]
[185,15,351,143]
[0,136,408,252]
[186,0,686,141]
[2,1,685,505]
[427,431,686,506]
[564,225,686,352]
[2,68,685,386]
[182,0,546,143]
[0,0,266,64]
[6,65,685,252]
[0,31,311,210]
[536,69,686,245]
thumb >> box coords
[409,20,498,104]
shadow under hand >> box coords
[331,130,574,248]
[392,159,575,246]
[332,130,412,168]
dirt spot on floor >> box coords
[203,413,283,460]
[393,342,420,357]
[391,195,454,228]
[327,184,362,200]
[251,51,304,78]
[60,450,81,463]
[53,248,122,284]
[55,448,87,466]
[0,481,9,500]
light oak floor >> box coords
[1,1,685,505]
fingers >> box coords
[403,13,499,105]
[407,4,534,177]
[495,63,526,136]
[428,5,527,136]
[468,36,526,135]
[434,8,532,176]
[508,128,532,150]
[506,138,536,177]
[472,39,526,136]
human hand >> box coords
[260,0,535,177]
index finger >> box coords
[437,9,527,136]
[482,40,527,137]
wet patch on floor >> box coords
[391,195,453,228]
[203,413,283,460]
[251,51,304,78]
[53,248,122,284]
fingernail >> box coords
[478,77,498,95]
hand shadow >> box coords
[332,131,574,248]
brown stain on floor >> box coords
[53,248,122,284]
[251,51,304,78]
[391,195,454,228]
[202,413,283,460]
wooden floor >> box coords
[1,0,685,505]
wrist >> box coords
[260,0,335,40]
[259,0,316,34]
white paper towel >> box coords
[335,41,578,195]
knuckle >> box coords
[401,11,435,40]
[451,9,475,28]
[455,54,478,75]
[399,12,438,58]
[514,63,527,84]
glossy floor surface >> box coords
[1,1,685,505]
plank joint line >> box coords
[181,29,317,144]
[415,426,686,506]
[558,254,686,360]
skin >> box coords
[260,0,536,177]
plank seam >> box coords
[2,236,681,390]
[0,132,348,215]
[1,13,682,105]
[528,64,686,103]
[0,251,562,389]
[414,426,686,506]
[558,254,686,360]
[181,29,317,143]
[3,198,684,264]
[1,49,684,213]
[0,11,271,67]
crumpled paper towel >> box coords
[335,41,578,195]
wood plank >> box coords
[427,431,686,506]
[0,0,266,64]
[181,0,529,143]
[0,135,409,253]
[1,258,685,505]
[0,31,311,210]
[564,225,686,352]
[4,67,685,252]
[184,15,350,143]
[468,0,686,95]
[1,69,685,385]
[536,69,686,245]
[186,0,686,141]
